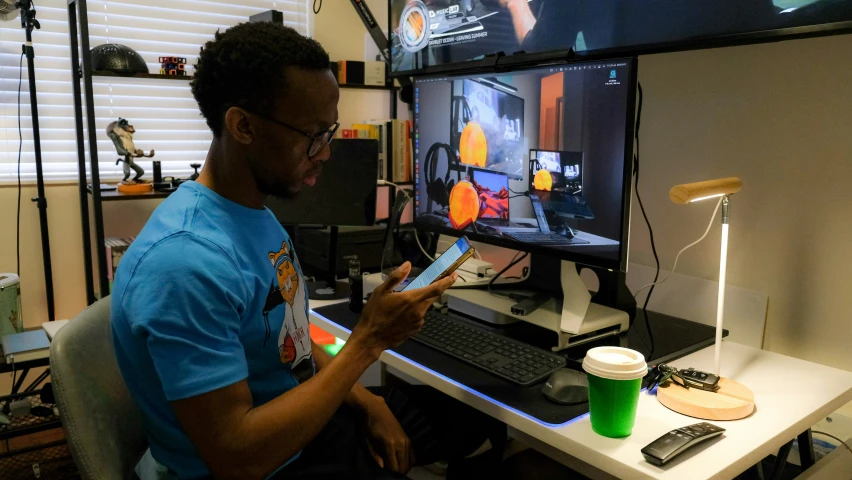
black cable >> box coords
[488,251,529,301]
[632,82,657,356]
[16,51,24,278]
[313,0,322,14]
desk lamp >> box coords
[660,177,754,421]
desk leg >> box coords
[797,429,815,470]
[11,368,30,395]
[769,439,794,480]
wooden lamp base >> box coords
[657,377,755,421]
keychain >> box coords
[649,365,720,392]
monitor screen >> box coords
[414,58,636,271]
[530,149,583,194]
[454,79,525,178]
[470,168,510,220]
[390,1,852,74]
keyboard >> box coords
[503,231,583,245]
[412,310,567,386]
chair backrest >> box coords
[50,297,147,480]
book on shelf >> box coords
[2,329,49,363]
[387,119,412,183]
[336,119,412,182]
[105,237,136,283]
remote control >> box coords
[641,422,725,466]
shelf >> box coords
[339,83,398,91]
[91,70,192,81]
[0,390,62,441]
[87,186,172,201]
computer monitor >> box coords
[266,138,379,300]
[266,139,379,227]
[391,0,852,75]
[414,58,636,272]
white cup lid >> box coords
[0,274,19,289]
[582,346,648,381]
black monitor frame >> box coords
[388,3,852,78]
[413,58,638,272]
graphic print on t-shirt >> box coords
[263,241,314,383]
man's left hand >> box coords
[364,396,414,474]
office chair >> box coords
[50,297,148,480]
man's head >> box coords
[191,22,338,199]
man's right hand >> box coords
[350,262,456,358]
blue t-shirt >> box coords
[112,181,314,479]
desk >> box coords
[310,300,852,479]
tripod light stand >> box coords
[1,0,55,321]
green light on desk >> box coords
[324,340,345,357]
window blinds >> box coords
[0,0,310,181]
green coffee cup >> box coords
[582,346,648,438]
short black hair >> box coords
[191,22,330,137]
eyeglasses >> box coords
[250,111,339,157]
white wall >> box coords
[629,34,852,413]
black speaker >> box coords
[90,44,149,74]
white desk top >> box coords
[309,301,852,479]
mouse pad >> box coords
[312,303,720,425]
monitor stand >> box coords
[306,226,350,301]
[445,259,632,352]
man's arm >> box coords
[312,340,415,473]
[170,263,454,480]
[312,340,381,412]
[501,0,537,45]
[172,337,377,480]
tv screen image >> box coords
[390,0,852,74]
[471,169,510,220]
[454,79,525,178]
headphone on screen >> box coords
[424,142,457,212]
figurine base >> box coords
[117,182,153,194]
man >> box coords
[112,22,501,480]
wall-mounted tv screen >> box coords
[390,0,852,74]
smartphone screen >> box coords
[401,237,472,292]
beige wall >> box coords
[1,3,850,411]
[630,34,852,414]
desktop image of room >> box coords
[414,61,632,261]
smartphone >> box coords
[398,236,475,292]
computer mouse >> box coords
[553,225,576,239]
[542,368,589,405]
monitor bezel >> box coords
[413,58,638,272]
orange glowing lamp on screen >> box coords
[533,169,553,191]
[459,123,487,167]
[448,180,480,230]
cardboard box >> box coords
[337,60,365,85]
[364,61,387,86]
